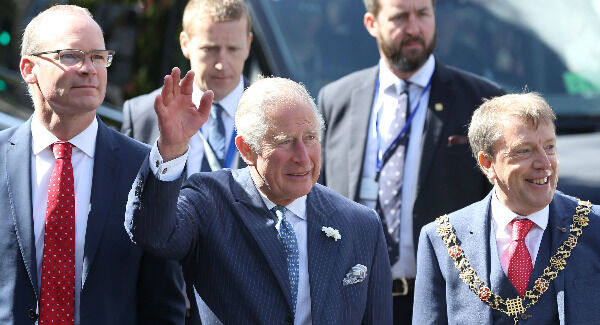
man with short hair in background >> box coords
[122,0,252,175]
[317,0,504,321]
[0,5,185,324]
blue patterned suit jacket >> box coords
[126,161,393,324]
[0,118,186,324]
[413,190,600,324]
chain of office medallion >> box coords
[435,199,592,324]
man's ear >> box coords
[364,12,378,38]
[20,56,37,85]
[235,136,257,166]
[478,151,496,182]
[180,31,191,59]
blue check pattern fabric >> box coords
[272,206,299,314]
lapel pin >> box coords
[557,226,567,233]
[434,103,443,111]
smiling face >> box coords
[22,12,106,120]
[180,16,251,101]
[244,99,321,206]
[480,116,558,216]
[364,0,436,78]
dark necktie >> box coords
[272,206,299,314]
[377,81,411,266]
[39,141,75,324]
[508,218,534,297]
[208,103,226,165]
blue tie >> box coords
[208,103,226,165]
[272,206,299,314]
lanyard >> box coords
[201,126,238,170]
[375,75,433,175]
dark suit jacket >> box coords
[121,80,250,170]
[318,60,505,244]
[0,118,186,324]
[414,191,600,324]
[126,163,393,324]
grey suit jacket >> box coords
[414,191,600,324]
[0,118,186,324]
[318,61,505,244]
[125,163,393,324]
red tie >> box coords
[39,141,75,324]
[508,218,534,297]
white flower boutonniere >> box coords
[321,226,341,241]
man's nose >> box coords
[404,14,420,35]
[533,147,552,169]
[214,50,227,71]
[78,55,97,74]
[292,141,310,164]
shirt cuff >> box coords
[149,139,188,181]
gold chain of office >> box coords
[435,199,592,324]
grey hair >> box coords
[21,5,94,57]
[468,92,556,163]
[235,76,325,153]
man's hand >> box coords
[155,67,214,161]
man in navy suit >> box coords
[121,0,251,174]
[125,71,393,324]
[0,5,185,324]
[414,93,600,324]
[317,0,504,321]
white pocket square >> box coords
[342,264,367,286]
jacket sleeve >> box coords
[363,210,393,325]
[412,226,448,324]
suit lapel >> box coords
[305,186,344,320]
[348,67,378,201]
[82,120,117,289]
[231,168,292,310]
[418,61,455,188]
[456,192,494,322]
[6,120,38,298]
[547,194,572,324]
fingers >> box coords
[180,70,195,96]
[198,90,214,117]
[161,74,173,107]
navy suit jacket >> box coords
[126,162,393,324]
[0,118,186,324]
[318,61,504,244]
[414,191,600,324]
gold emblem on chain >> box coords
[435,199,592,324]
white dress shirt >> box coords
[150,147,313,324]
[31,116,97,324]
[491,190,548,276]
[360,55,435,278]
[187,77,244,177]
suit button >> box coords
[28,309,38,320]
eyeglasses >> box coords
[30,49,116,68]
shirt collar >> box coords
[258,189,307,221]
[491,188,549,231]
[31,115,98,158]
[377,54,436,93]
[193,76,244,120]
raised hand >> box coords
[154,67,214,161]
